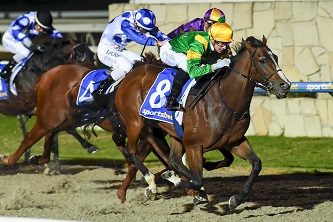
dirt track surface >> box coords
[0,163,332,222]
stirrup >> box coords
[166,103,185,112]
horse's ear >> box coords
[243,38,251,49]
[262,35,267,45]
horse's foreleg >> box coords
[117,140,152,203]
[163,145,207,203]
[168,138,192,180]
[66,129,99,154]
[203,148,234,171]
[229,138,262,210]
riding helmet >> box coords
[204,8,226,23]
[208,23,233,43]
[35,10,53,30]
[134,8,156,31]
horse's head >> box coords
[42,38,95,65]
[239,36,290,99]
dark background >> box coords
[0,0,129,11]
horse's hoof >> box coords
[117,189,126,204]
[161,170,173,179]
[228,195,240,210]
[87,146,99,154]
[0,154,10,165]
[144,187,156,201]
[28,155,39,164]
[193,196,208,205]
[193,189,208,205]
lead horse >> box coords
[0,38,98,162]
[115,36,291,209]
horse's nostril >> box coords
[280,82,290,90]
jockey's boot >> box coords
[0,59,17,83]
[165,69,189,112]
[91,75,115,100]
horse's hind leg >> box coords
[66,129,99,154]
[17,114,31,163]
[228,137,262,210]
[39,132,58,164]
[203,148,234,171]
[0,125,47,166]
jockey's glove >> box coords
[212,58,231,71]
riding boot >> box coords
[92,75,115,100]
[165,69,190,111]
[0,59,17,83]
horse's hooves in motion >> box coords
[87,145,99,154]
[193,189,208,205]
[193,196,208,205]
[117,189,126,204]
[228,195,241,210]
[145,187,157,201]
[28,155,40,164]
[0,154,9,165]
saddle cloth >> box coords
[139,68,196,138]
[0,54,33,98]
[76,69,116,106]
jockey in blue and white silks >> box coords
[1,11,63,81]
[93,8,170,99]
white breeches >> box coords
[160,41,188,72]
[2,31,31,62]
[97,42,142,81]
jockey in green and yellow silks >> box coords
[160,22,233,111]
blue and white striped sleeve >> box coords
[121,20,156,46]
[11,16,30,42]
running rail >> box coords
[254,82,333,97]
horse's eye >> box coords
[259,57,266,63]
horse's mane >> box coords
[133,52,169,69]
[231,36,265,67]
[41,39,73,51]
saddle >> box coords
[187,67,228,107]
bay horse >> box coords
[115,36,291,209]
[0,38,99,162]
[0,60,173,203]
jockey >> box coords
[168,8,231,58]
[92,8,170,99]
[168,8,226,38]
[160,22,233,111]
[0,11,63,82]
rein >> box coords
[67,42,89,64]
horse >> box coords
[114,36,291,209]
[0,60,175,203]
[0,38,99,162]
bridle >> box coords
[38,42,90,65]
[67,42,89,64]
[227,45,281,92]
[217,43,281,119]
